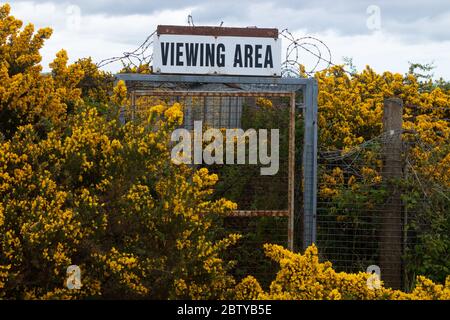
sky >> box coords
[4,0,450,79]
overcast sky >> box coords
[4,0,450,79]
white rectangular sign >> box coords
[153,34,281,77]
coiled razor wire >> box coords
[279,28,333,77]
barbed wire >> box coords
[97,31,156,69]
[187,14,195,27]
[319,129,407,162]
[95,20,351,76]
[319,129,450,200]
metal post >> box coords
[288,92,296,251]
[131,91,136,121]
[302,79,318,249]
[312,81,318,244]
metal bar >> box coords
[131,91,136,121]
[133,90,293,98]
[312,81,318,244]
[218,96,222,128]
[116,73,310,86]
[236,97,242,127]
[228,97,232,128]
[302,89,310,250]
[288,92,296,251]
[203,96,207,125]
[302,79,318,249]
[229,210,289,217]
[157,25,279,38]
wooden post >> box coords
[380,97,403,289]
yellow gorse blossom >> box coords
[234,244,450,300]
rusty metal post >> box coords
[380,97,403,289]
[288,92,296,251]
[131,91,136,121]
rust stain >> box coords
[157,25,279,39]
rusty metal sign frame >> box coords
[116,73,318,251]
[157,25,279,39]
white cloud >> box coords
[7,1,192,70]
[5,1,450,79]
[305,29,450,79]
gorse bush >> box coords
[0,3,449,299]
[0,3,239,299]
[0,99,240,299]
[0,4,117,139]
[0,4,75,138]
[234,244,450,300]
[314,63,450,284]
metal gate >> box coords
[116,74,318,255]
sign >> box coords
[153,25,281,77]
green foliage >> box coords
[0,98,240,299]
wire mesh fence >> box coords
[222,215,288,288]
[317,134,400,282]
[316,125,450,290]
[123,77,305,287]
[119,73,449,292]
[120,72,449,292]
[132,92,293,214]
